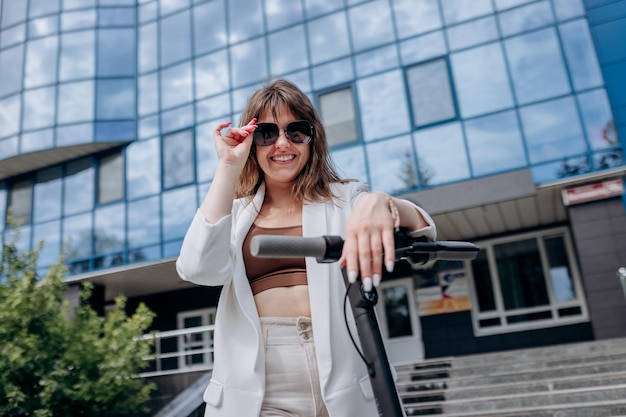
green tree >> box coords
[0,229,156,417]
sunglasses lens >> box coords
[286,121,312,144]
[253,123,279,146]
[253,121,312,146]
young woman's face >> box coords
[255,104,311,187]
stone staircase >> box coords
[395,337,626,417]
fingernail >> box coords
[363,277,373,292]
[386,261,395,273]
[373,274,381,287]
[348,270,358,283]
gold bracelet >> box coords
[388,197,400,232]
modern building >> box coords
[1,0,625,414]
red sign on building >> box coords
[561,178,624,206]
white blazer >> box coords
[176,181,436,417]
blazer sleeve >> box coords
[175,209,234,287]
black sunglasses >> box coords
[253,120,313,146]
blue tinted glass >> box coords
[228,0,263,43]
[196,93,231,123]
[28,15,59,38]
[33,220,61,266]
[195,50,230,99]
[399,31,447,66]
[392,0,441,39]
[0,136,18,159]
[61,10,96,31]
[465,110,527,176]
[160,10,191,66]
[139,22,158,73]
[265,0,303,31]
[494,0,534,10]
[98,7,136,26]
[30,0,60,17]
[0,95,21,139]
[282,69,311,93]
[577,89,617,150]
[25,36,59,88]
[163,239,183,257]
[100,0,135,5]
[160,0,189,15]
[63,212,92,259]
[138,115,159,139]
[162,185,196,241]
[56,122,93,146]
[161,61,193,109]
[98,28,135,76]
[21,129,54,153]
[163,130,194,189]
[349,0,395,52]
[0,185,5,232]
[95,121,136,141]
[366,136,417,193]
[553,0,585,21]
[594,149,624,171]
[161,104,193,134]
[195,121,220,183]
[232,83,262,113]
[520,97,586,163]
[447,15,498,51]
[34,167,63,224]
[451,43,514,118]
[0,23,26,48]
[559,19,603,92]
[440,0,493,25]
[64,159,94,215]
[59,30,95,81]
[230,37,267,88]
[531,156,590,183]
[57,81,94,124]
[94,203,125,254]
[269,25,308,75]
[139,73,158,116]
[307,12,351,65]
[331,145,369,183]
[413,122,470,185]
[304,0,343,19]
[62,0,96,10]
[499,1,554,38]
[407,59,456,127]
[139,1,157,23]
[311,57,354,90]
[22,86,56,131]
[1,0,27,27]
[355,45,399,78]
[192,0,226,55]
[129,244,161,263]
[9,224,32,252]
[506,29,570,105]
[127,195,160,248]
[126,138,160,199]
[358,70,410,142]
[96,78,136,119]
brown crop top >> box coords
[242,223,307,295]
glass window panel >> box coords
[62,0,96,10]
[0,184,6,232]
[139,1,157,23]
[94,203,125,254]
[594,149,623,171]
[0,23,26,48]
[21,86,55,131]
[28,15,59,38]
[127,195,160,247]
[392,0,441,39]
[407,59,456,127]
[494,0,533,10]
[61,10,96,31]
[160,0,189,15]
[96,78,136,120]
[498,1,554,38]
[9,179,33,225]
[129,244,161,263]
[232,83,262,113]
[21,129,54,153]
[230,37,267,88]
[307,12,351,65]
[56,122,93,146]
[196,92,231,123]
[544,235,576,303]
[451,43,514,118]
[99,152,124,204]
[25,35,59,88]
[495,238,549,310]
[139,114,159,139]
[553,0,585,21]
[126,138,160,199]
[366,136,417,193]
[531,156,591,183]
[505,28,570,105]
[382,285,413,338]
[64,158,94,215]
[282,69,311,93]
[1,0,27,27]
[33,167,62,224]
[304,0,343,19]
[0,136,18,159]
[311,58,354,90]
[0,44,24,97]
[29,0,60,18]
[192,0,226,55]
[348,0,395,52]
[139,73,158,116]
[162,186,196,241]
[161,61,193,109]
[160,10,191,67]
[559,19,603,92]
[269,25,308,75]
[95,120,136,141]
[413,122,470,185]
[228,0,263,43]
[440,0,493,25]
[33,220,61,266]
[0,95,21,139]
[471,250,497,312]
[196,121,220,183]
[9,224,32,253]
[195,50,229,99]
[59,30,95,81]
[161,104,193,134]
[63,212,92,260]
[265,0,303,32]
[98,7,136,26]
[57,80,94,124]
[577,89,617,150]
[520,97,586,164]
[163,129,194,189]
[447,15,498,51]
[331,145,369,183]
[97,28,135,76]
[99,0,135,5]
[358,70,410,142]
[355,44,399,78]
[319,87,358,147]
[465,110,526,176]
[139,22,158,73]
[399,31,447,66]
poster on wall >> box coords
[416,269,471,316]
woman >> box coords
[176,79,435,416]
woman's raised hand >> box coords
[213,118,258,170]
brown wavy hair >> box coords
[236,79,344,203]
